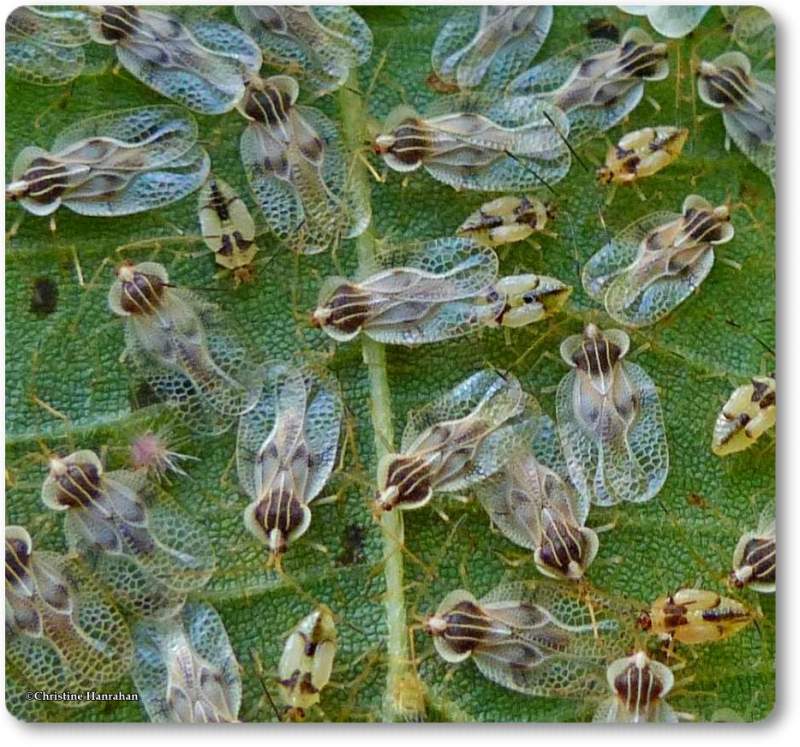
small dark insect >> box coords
[586,17,619,42]
[337,523,366,566]
[29,277,58,317]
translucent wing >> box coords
[235,5,372,96]
[236,363,308,500]
[131,620,174,721]
[39,106,210,216]
[582,211,677,300]
[473,645,607,699]
[132,603,240,723]
[241,121,303,246]
[723,108,776,185]
[401,370,525,450]
[477,414,570,548]
[366,238,499,302]
[757,501,776,536]
[617,361,669,502]
[193,296,264,416]
[401,371,536,492]
[299,105,370,244]
[101,8,261,114]
[310,5,373,65]
[432,6,553,90]
[182,603,242,720]
[557,355,667,507]
[603,247,714,327]
[565,84,643,143]
[124,288,261,431]
[133,365,233,437]
[363,297,495,346]
[302,368,343,503]
[7,546,132,689]
[422,96,571,190]
[590,197,732,326]
[531,416,589,524]
[509,30,666,141]
[431,6,485,85]
[314,238,500,345]
[51,106,198,165]
[7,6,91,47]
[725,7,775,56]
[190,19,263,70]
[476,455,541,551]
[6,634,75,695]
[144,501,217,594]
[6,6,90,86]
[558,357,668,506]
[507,39,618,97]
[63,146,210,216]
[61,472,214,617]
[425,94,569,159]
[623,6,710,38]
[459,6,553,90]
[241,104,361,253]
[472,583,627,698]
[7,36,85,85]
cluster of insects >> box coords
[5,4,774,724]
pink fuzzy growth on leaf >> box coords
[130,431,196,480]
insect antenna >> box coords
[543,110,589,172]
[503,150,558,196]
[249,649,284,722]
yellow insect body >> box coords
[198,176,258,283]
[638,588,753,645]
[278,605,337,720]
[486,273,572,328]
[712,376,776,456]
[457,196,553,247]
[597,126,688,185]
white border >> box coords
[1,1,796,745]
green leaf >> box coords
[5,5,774,723]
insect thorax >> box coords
[241,84,294,127]
[380,454,435,510]
[612,657,665,711]
[119,269,167,315]
[572,336,623,377]
[436,600,495,654]
[50,459,103,509]
[96,5,140,43]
